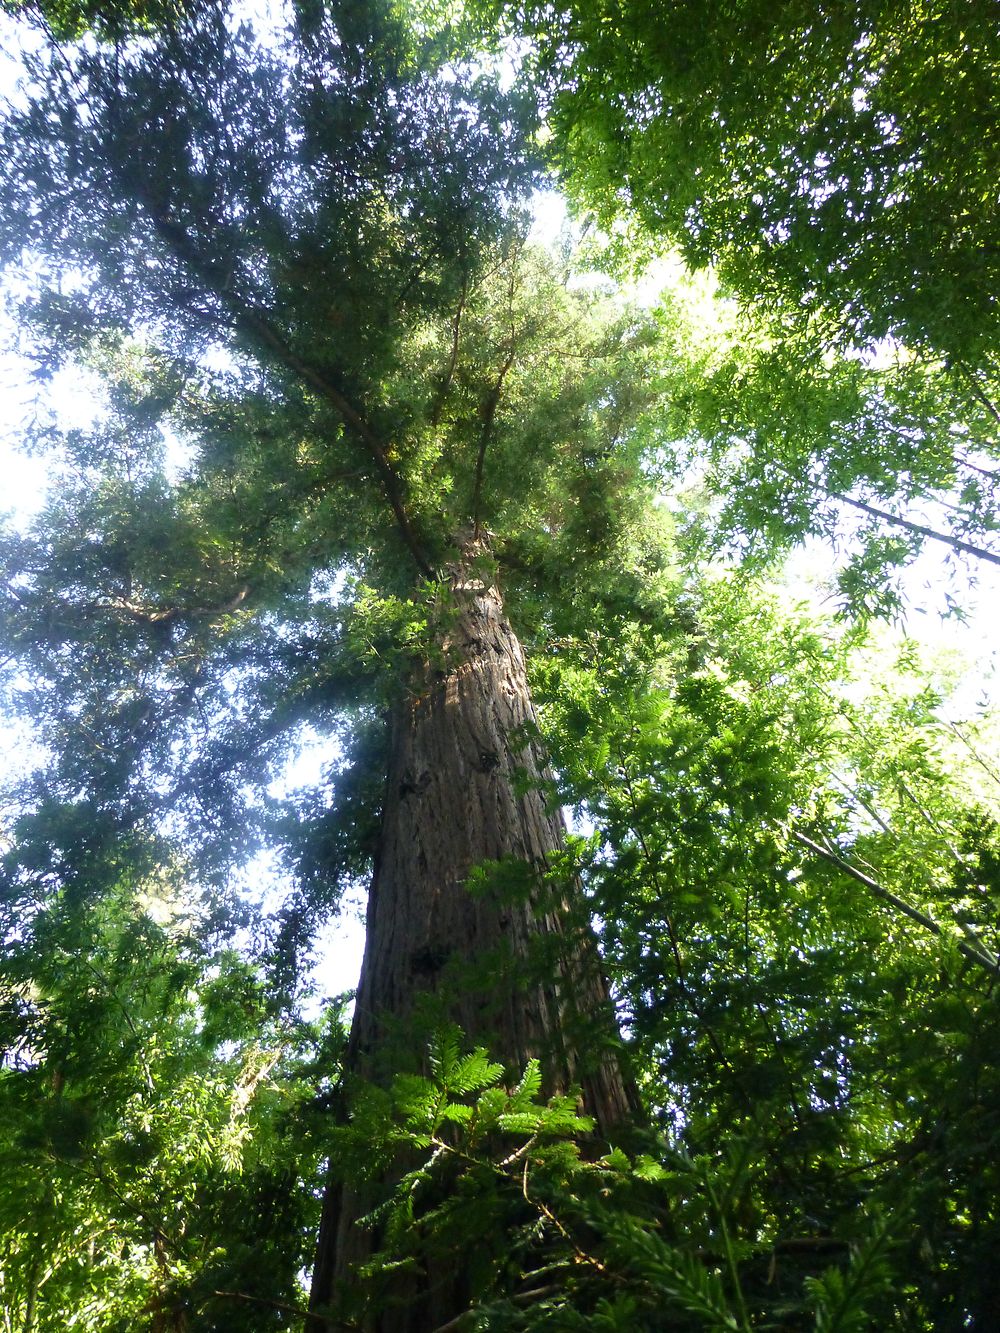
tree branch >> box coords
[830,490,1000,568]
[430,274,468,428]
[473,242,526,540]
[205,1289,327,1325]
[956,361,1000,431]
[792,830,1000,974]
[89,585,250,626]
[427,1284,564,1333]
[472,343,517,540]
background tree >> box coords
[0,0,192,41]
[491,0,1000,366]
[0,853,334,1331]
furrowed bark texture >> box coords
[309,571,638,1331]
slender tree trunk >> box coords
[309,557,638,1331]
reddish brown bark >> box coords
[309,561,638,1330]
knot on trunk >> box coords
[398,769,432,799]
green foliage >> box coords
[471,1,1000,599]
[489,0,1000,370]
[323,1031,917,1331]
[527,575,1000,1330]
[0,867,337,1329]
[0,3,999,1332]
[1,0,193,41]
[641,271,1000,611]
[805,1209,897,1333]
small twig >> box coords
[427,1280,567,1333]
[499,1131,539,1169]
[944,717,1000,789]
[956,361,1000,430]
[522,1162,609,1278]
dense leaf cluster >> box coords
[495,0,1000,366]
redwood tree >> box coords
[0,5,653,1326]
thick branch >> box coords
[93,585,250,626]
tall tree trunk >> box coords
[309,559,638,1331]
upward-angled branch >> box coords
[472,253,522,539]
[141,203,436,580]
[430,273,468,428]
[222,294,436,579]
